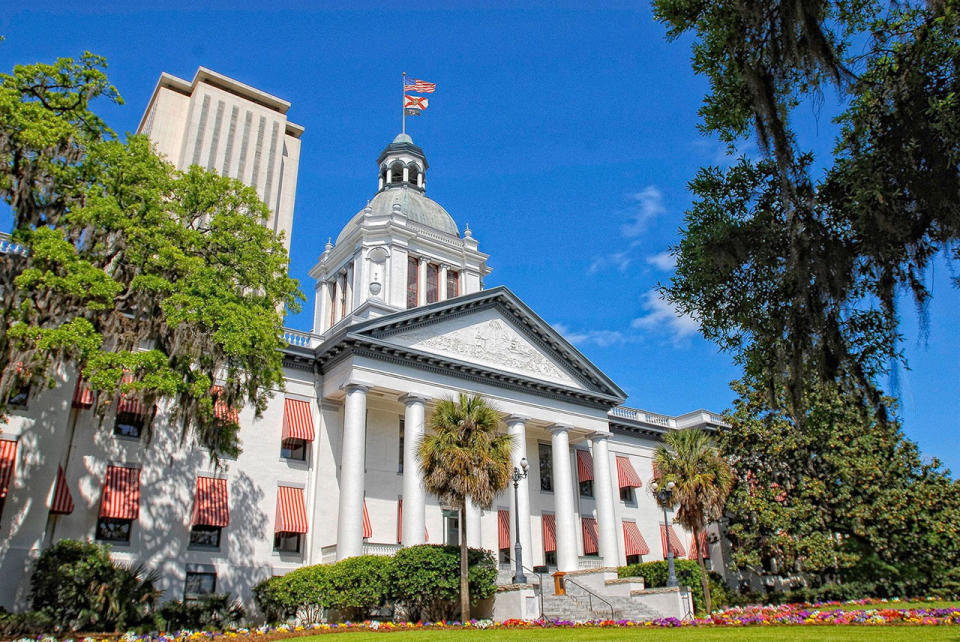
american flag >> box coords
[404,78,436,93]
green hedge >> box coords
[158,594,245,631]
[389,544,497,621]
[253,545,497,623]
[618,559,709,613]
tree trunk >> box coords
[460,503,470,622]
[694,526,712,613]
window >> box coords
[398,417,405,473]
[408,166,420,186]
[8,383,30,407]
[499,546,511,567]
[280,438,307,461]
[446,270,459,298]
[390,162,404,184]
[339,273,347,318]
[184,571,217,599]
[406,255,419,309]
[114,411,145,439]
[426,263,439,303]
[443,508,460,547]
[96,517,132,542]
[544,550,557,567]
[329,281,337,326]
[189,524,222,548]
[579,479,593,498]
[274,531,301,553]
[538,443,553,492]
[626,554,642,566]
[620,486,635,504]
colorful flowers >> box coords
[10,600,960,642]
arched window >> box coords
[408,165,420,187]
[380,166,389,187]
[390,162,404,184]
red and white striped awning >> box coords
[498,509,511,550]
[117,373,144,416]
[622,521,650,556]
[616,456,643,489]
[396,499,428,543]
[0,440,17,499]
[362,499,372,539]
[576,449,594,482]
[72,379,94,409]
[99,466,140,519]
[50,465,74,514]
[582,517,600,555]
[211,387,239,423]
[660,524,686,558]
[542,513,557,553]
[282,398,315,441]
[192,476,229,527]
[688,532,710,560]
[275,485,308,533]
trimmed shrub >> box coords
[325,555,394,621]
[30,539,160,632]
[618,559,708,613]
[253,564,330,623]
[158,594,245,631]
[389,544,498,622]
[0,609,55,637]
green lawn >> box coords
[295,626,960,641]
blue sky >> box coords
[3,3,957,475]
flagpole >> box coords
[402,71,406,135]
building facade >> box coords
[0,69,726,610]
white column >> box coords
[337,383,369,560]
[385,168,392,184]
[402,166,409,183]
[466,497,482,548]
[549,425,579,572]
[591,433,620,568]
[439,264,449,301]
[317,280,331,333]
[400,394,427,547]
[417,258,427,306]
[506,416,532,568]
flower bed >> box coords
[11,602,960,641]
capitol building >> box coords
[0,68,728,618]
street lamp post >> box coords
[511,457,529,584]
[652,480,679,588]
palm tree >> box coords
[653,428,733,613]
[418,393,513,621]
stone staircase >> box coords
[539,581,663,622]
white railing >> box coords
[362,542,402,556]
[282,328,318,348]
[577,557,603,570]
[609,405,674,428]
[0,232,27,256]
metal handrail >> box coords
[563,577,615,621]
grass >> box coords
[294,627,960,641]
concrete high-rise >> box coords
[136,67,304,248]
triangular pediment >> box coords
[342,287,627,401]
[387,306,586,389]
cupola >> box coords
[377,133,428,192]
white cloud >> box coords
[645,251,675,271]
[552,323,632,348]
[621,186,666,238]
[588,240,641,274]
[630,289,699,341]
